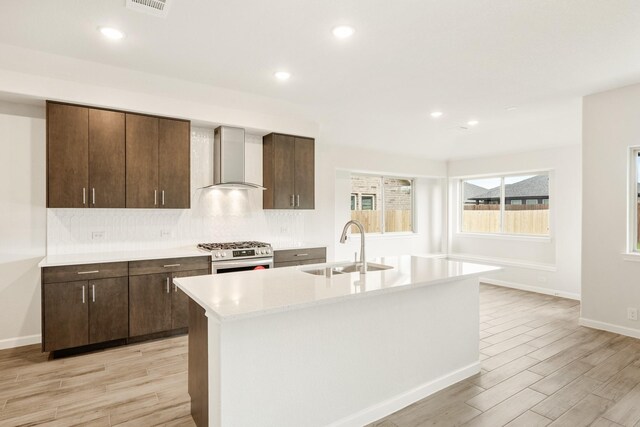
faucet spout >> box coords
[339,220,367,274]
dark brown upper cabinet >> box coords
[126,114,159,208]
[89,109,126,208]
[47,102,126,208]
[47,103,90,208]
[263,133,315,209]
[47,101,190,209]
[159,119,191,209]
[126,114,190,209]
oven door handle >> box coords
[212,258,273,270]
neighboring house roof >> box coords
[463,182,489,201]
[468,175,549,201]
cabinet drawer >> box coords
[43,262,128,284]
[129,256,211,276]
[273,247,326,264]
[274,259,325,268]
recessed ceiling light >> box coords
[467,120,479,126]
[430,111,443,118]
[332,25,355,39]
[274,71,291,81]
[99,27,125,40]
[505,106,518,111]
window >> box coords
[461,173,549,236]
[350,174,414,233]
[361,194,376,210]
[632,150,640,251]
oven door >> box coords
[211,257,274,274]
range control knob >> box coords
[215,253,220,258]
[222,252,227,257]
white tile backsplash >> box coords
[46,128,306,255]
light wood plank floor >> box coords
[371,284,640,427]
[1,284,639,426]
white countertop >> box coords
[174,255,501,322]
[38,246,210,267]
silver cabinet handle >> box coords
[92,284,95,302]
[290,194,295,207]
[82,285,85,304]
[162,190,165,206]
[296,194,300,207]
[77,270,99,275]
[166,277,170,293]
[163,264,181,268]
[154,190,157,206]
[295,253,309,257]
[174,284,177,293]
[83,188,86,205]
[92,188,96,205]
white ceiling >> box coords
[1,0,639,159]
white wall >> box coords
[581,82,640,338]
[308,142,448,262]
[0,101,46,349]
[448,145,582,299]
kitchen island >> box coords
[174,255,500,427]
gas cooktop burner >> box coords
[197,241,273,260]
[197,241,270,251]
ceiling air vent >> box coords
[126,0,171,18]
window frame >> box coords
[349,173,416,235]
[629,148,640,253]
[457,171,552,238]
[360,194,376,211]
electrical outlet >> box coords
[91,231,105,240]
[537,274,547,283]
[628,308,638,321]
[160,230,172,239]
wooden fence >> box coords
[462,204,549,235]
[351,210,412,233]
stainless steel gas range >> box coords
[197,241,273,274]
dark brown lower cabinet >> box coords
[273,247,326,268]
[89,277,129,344]
[171,269,208,330]
[129,273,172,337]
[42,256,210,353]
[43,280,89,352]
[43,277,129,352]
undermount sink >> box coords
[302,262,393,276]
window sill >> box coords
[622,252,640,262]
[455,232,552,243]
[348,232,418,240]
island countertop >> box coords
[174,255,500,321]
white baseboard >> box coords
[328,361,481,427]
[481,278,581,301]
[579,317,640,340]
[0,334,41,350]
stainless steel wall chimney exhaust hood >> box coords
[202,126,265,190]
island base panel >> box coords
[189,298,208,426]
[192,277,479,427]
